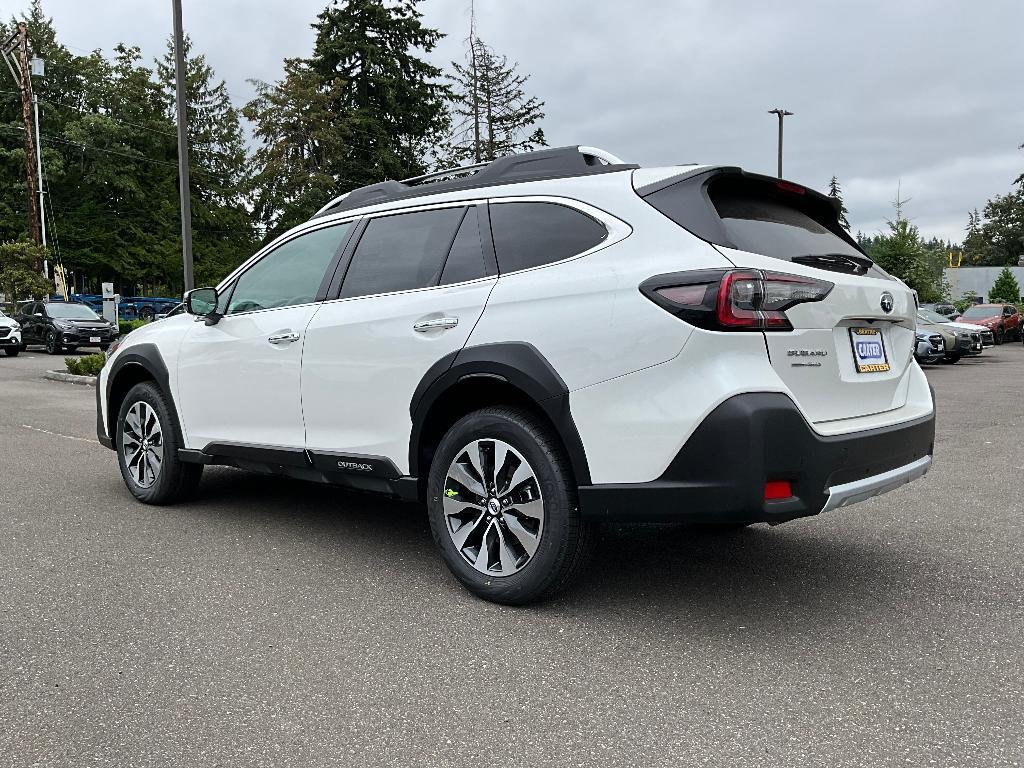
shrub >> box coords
[65,353,106,377]
[988,267,1021,304]
[118,319,148,336]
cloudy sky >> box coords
[19,0,1024,242]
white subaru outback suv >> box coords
[97,146,935,604]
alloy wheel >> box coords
[442,438,545,577]
[121,401,164,489]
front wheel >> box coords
[116,382,202,505]
[45,330,62,355]
[995,327,1005,345]
[426,406,592,605]
[4,347,19,357]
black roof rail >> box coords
[311,145,637,218]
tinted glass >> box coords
[918,309,949,324]
[227,223,350,314]
[47,303,100,320]
[440,208,487,285]
[340,207,466,299]
[490,202,607,273]
[962,306,997,319]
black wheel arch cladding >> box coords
[102,343,183,450]
[409,342,592,485]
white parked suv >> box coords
[97,146,935,604]
[0,309,22,356]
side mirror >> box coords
[184,287,221,324]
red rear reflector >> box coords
[776,180,805,195]
[764,480,793,500]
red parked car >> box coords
[958,303,1022,344]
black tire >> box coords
[426,406,592,605]
[4,347,19,357]
[115,382,202,505]
[45,330,62,355]
[943,354,961,364]
[139,306,155,321]
[99,345,110,352]
[995,327,1004,345]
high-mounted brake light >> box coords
[640,269,833,332]
[776,180,806,195]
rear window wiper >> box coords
[791,253,874,276]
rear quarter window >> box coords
[489,201,607,273]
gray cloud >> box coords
[34,0,1024,242]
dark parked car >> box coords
[15,301,119,354]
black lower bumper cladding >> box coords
[578,392,935,524]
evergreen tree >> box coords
[988,267,1021,303]
[866,195,944,302]
[444,37,546,165]
[246,0,449,235]
[827,175,851,231]
[963,208,987,264]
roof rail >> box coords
[312,145,637,219]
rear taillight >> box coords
[640,269,833,332]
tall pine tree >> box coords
[443,37,546,165]
[245,0,449,235]
[827,175,851,231]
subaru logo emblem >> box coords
[880,292,894,314]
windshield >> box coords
[961,306,997,320]
[917,309,950,324]
[47,303,101,320]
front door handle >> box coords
[413,317,459,333]
[267,331,300,345]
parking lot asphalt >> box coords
[1,347,1022,767]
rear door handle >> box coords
[267,331,300,345]
[413,317,459,333]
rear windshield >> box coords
[712,192,863,261]
[643,172,877,276]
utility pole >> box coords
[34,93,47,276]
[768,108,793,178]
[172,0,194,292]
[2,23,41,249]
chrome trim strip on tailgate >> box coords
[821,455,931,513]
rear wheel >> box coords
[427,406,592,605]
[116,382,202,505]
[139,306,155,321]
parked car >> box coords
[958,303,1021,344]
[914,329,945,364]
[915,315,968,363]
[96,145,935,604]
[59,293,180,321]
[0,309,22,357]
[917,308,991,349]
[16,301,119,354]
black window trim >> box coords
[485,194,630,276]
[325,200,496,303]
[217,218,360,318]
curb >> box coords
[44,370,97,387]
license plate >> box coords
[90,336,101,343]
[849,327,889,373]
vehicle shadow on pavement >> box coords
[178,467,938,635]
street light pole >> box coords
[172,0,194,293]
[768,108,793,178]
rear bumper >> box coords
[577,392,935,523]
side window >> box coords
[489,201,608,273]
[439,207,487,285]
[340,207,466,299]
[227,223,351,314]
